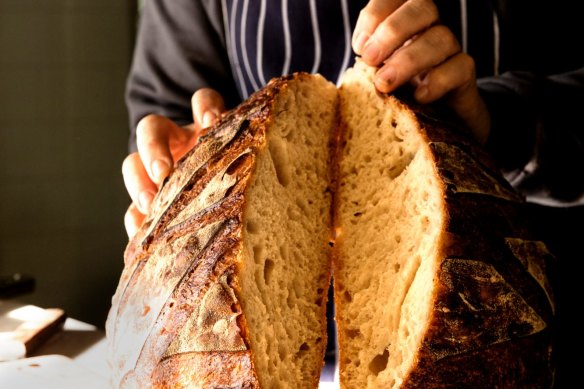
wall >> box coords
[0,0,135,327]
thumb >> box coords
[191,88,226,133]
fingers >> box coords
[353,0,405,54]
[354,0,438,65]
[375,24,460,93]
[411,53,491,144]
[353,0,489,145]
[191,88,226,138]
[124,203,144,239]
[136,114,192,186]
[122,152,158,214]
[411,52,475,104]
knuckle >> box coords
[420,0,439,20]
[450,53,476,81]
[429,25,460,52]
[459,53,476,69]
[402,0,439,28]
[361,3,379,20]
[397,48,417,66]
[378,17,400,40]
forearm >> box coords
[479,68,584,205]
[126,0,239,152]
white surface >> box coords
[30,317,109,379]
[0,300,110,385]
[0,354,108,389]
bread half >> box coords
[334,61,555,388]
[106,73,338,388]
[106,61,555,388]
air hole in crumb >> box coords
[344,290,353,303]
[364,155,372,163]
[253,246,263,264]
[315,297,323,306]
[421,216,430,229]
[345,329,361,339]
[278,344,287,360]
[393,263,401,273]
[246,220,259,234]
[391,119,397,128]
[394,235,402,243]
[264,259,275,284]
[295,342,310,359]
[295,198,309,215]
[269,138,291,187]
[376,119,382,127]
[369,349,390,375]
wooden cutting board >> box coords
[0,354,109,388]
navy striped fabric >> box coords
[222,0,368,99]
[222,0,500,99]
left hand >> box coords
[353,0,491,144]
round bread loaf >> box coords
[106,60,555,388]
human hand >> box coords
[122,88,226,238]
[353,0,490,143]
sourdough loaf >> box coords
[106,73,338,388]
[106,61,555,388]
[334,62,555,388]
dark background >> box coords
[0,0,137,327]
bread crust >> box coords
[403,101,555,388]
[108,65,555,388]
[106,73,330,388]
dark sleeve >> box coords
[479,68,584,206]
[125,0,240,152]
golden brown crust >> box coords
[108,66,555,388]
[152,351,259,389]
[106,74,315,388]
[398,109,555,388]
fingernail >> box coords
[363,37,382,64]
[202,111,217,128]
[353,32,370,55]
[138,190,155,213]
[151,159,170,183]
[375,66,397,92]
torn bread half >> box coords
[334,60,555,388]
[106,73,338,389]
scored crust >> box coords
[106,73,338,388]
[106,61,555,388]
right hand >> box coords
[122,88,226,239]
[352,0,491,144]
